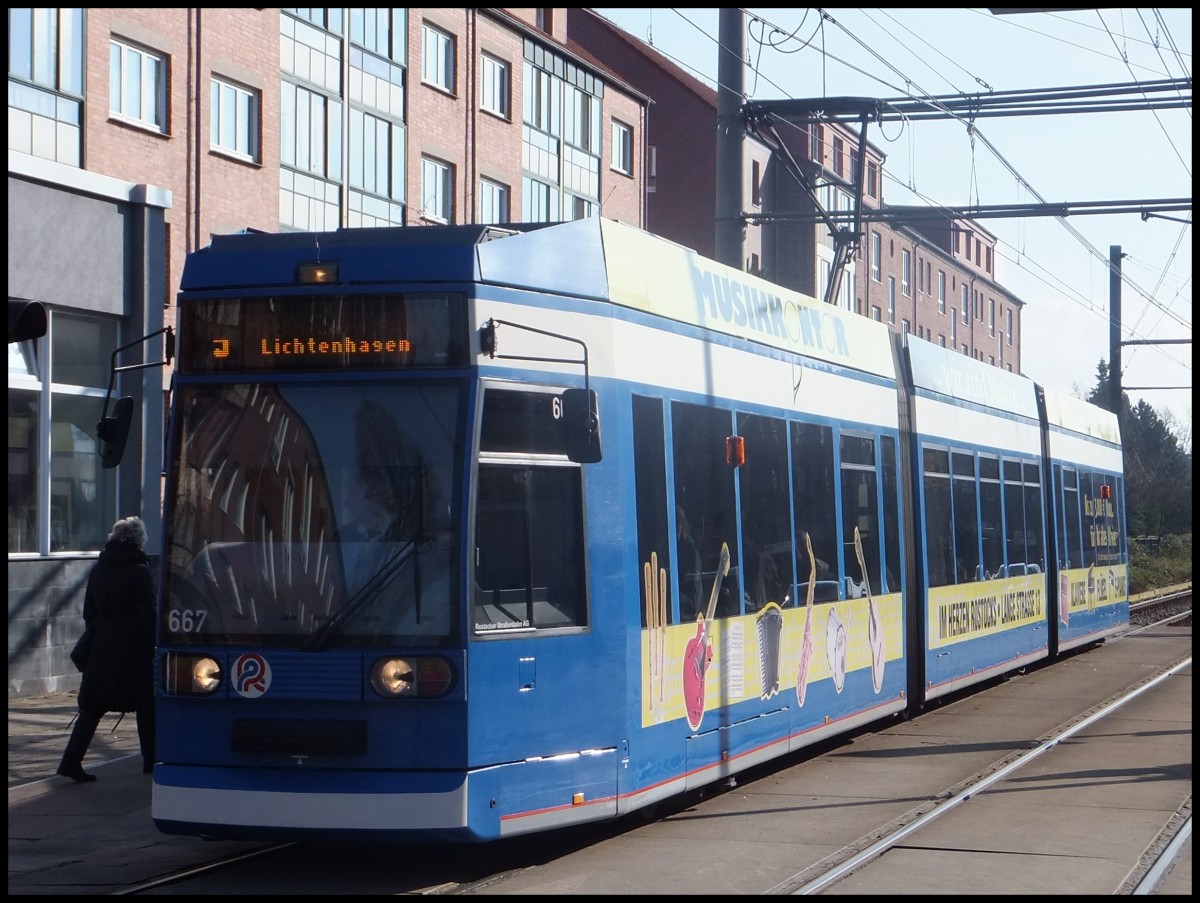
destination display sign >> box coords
[178,293,469,373]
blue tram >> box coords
[150,218,1127,842]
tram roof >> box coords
[182,218,898,379]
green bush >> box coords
[1129,533,1192,595]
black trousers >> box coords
[60,704,155,770]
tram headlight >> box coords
[164,652,223,696]
[369,656,454,699]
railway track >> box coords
[1130,583,1192,627]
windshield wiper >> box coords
[304,539,415,651]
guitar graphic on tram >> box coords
[683,542,731,731]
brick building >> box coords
[7,7,649,694]
[7,7,1022,694]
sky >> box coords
[590,7,1192,447]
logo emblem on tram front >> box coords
[233,653,272,698]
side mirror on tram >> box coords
[97,395,135,469]
[561,388,602,464]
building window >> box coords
[1007,309,1014,346]
[951,311,957,345]
[289,8,343,33]
[832,135,844,177]
[109,37,166,131]
[9,312,120,554]
[348,107,404,202]
[871,306,882,322]
[522,176,555,222]
[937,271,946,314]
[210,76,260,162]
[871,232,882,282]
[989,298,996,336]
[480,52,510,118]
[561,82,597,152]
[962,344,968,355]
[523,63,553,132]
[8,8,84,166]
[902,319,910,335]
[567,194,593,220]
[751,159,762,207]
[939,335,946,348]
[866,161,878,198]
[810,123,822,164]
[479,177,509,223]
[887,276,896,325]
[350,8,404,61]
[611,119,632,175]
[281,81,341,179]
[961,286,969,324]
[901,249,911,296]
[420,156,453,222]
[422,23,454,93]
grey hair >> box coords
[109,516,147,548]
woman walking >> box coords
[57,516,157,782]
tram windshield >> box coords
[162,380,465,648]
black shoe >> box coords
[56,764,97,783]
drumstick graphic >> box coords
[644,558,656,714]
[796,532,817,707]
[658,564,667,704]
[853,526,885,694]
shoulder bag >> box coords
[69,624,96,672]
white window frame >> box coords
[961,286,969,324]
[887,276,896,324]
[210,76,259,162]
[870,232,881,282]
[421,24,454,93]
[420,156,453,223]
[937,271,946,314]
[611,119,633,175]
[480,52,509,118]
[901,249,911,297]
[109,37,166,131]
[479,177,508,224]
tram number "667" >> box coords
[168,608,208,632]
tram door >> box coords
[468,385,605,763]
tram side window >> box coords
[840,432,882,597]
[1060,466,1082,570]
[1114,476,1127,564]
[736,412,793,611]
[951,450,981,582]
[473,388,587,634]
[922,447,954,588]
[1083,470,1119,568]
[978,455,1004,579]
[672,402,739,622]
[1021,460,1045,572]
[881,435,901,595]
[633,396,673,628]
[474,464,586,631]
[791,422,839,603]
[1003,459,1028,573]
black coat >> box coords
[77,539,156,713]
